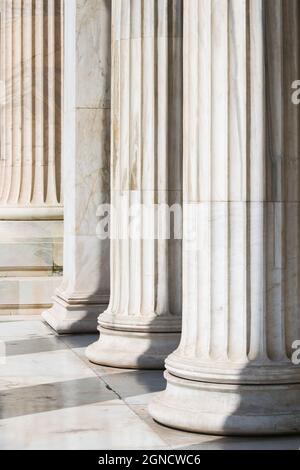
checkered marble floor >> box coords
[0,316,299,450]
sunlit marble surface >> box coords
[42,0,110,334]
[0,316,299,450]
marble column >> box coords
[42,0,111,333]
[0,0,63,314]
[150,0,300,434]
[86,0,183,368]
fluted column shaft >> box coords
[0,0,63,315]
[0,0,63,219]
[150,0,300,434]
[42,0,111,333]
[86,0,183,368]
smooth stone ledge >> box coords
[0,207,63,220]
[149,372,300,436]
[42,296,107,334]
[86,327,181,369]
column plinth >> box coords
[151,372,300,435]
[42,291,109,335]
[150,0,300,433]
[87,329,180,370]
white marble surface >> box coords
[0,0,63,315]
[0,316,299,450]
[0,220,63,275]
[0,277,62,316]
[150,0,300,435]
[0,348,94,390]
[0,0,63,213]
[43,0,111,333]
[76,0,111,109]
[86,0,183,368]
[0,319,54,340]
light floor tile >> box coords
[0,402,167,450]
[0,320,54,340]
[0,315,41,322]
[0,349,98,390]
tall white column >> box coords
[150,0,300,434]
[42,0,111,333]
[86,0,183,368]
[0,0,63,314]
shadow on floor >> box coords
[0,376,119,419]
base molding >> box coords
[149,371,300,435]
[42,295,107,334]
[86,326,180,369]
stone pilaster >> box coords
[150,0,300,434]
[0,0,63,314]
[42,0,111,333]
[86,0,183,368]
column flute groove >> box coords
[0,0,63,219]
[0,0,64,315]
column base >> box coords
[42,295,107,334]
[149,372,300,435]
[86,327,180,369]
